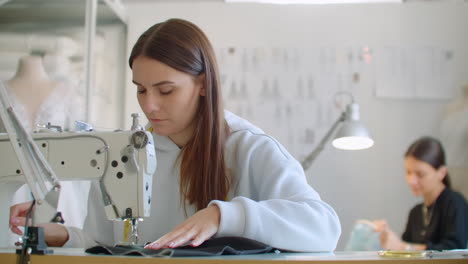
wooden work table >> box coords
[1,248,467,264]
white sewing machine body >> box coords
[0,130,156,221]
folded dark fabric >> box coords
[85,236,277,257]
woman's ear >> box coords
[437,166,448,182]
[196,74,206,96]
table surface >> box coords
[1,248,467,264]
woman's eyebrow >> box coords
[132,80,175,87]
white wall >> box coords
[123,2,468,250]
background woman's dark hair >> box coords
[405,136,451,188]
[129,18,230,211]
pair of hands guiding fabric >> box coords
[372,219,424,251]
[372,220,405,250]
[10,201,221,249]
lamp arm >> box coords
[300,111,345,171]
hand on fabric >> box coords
[10,201,69,247]
[145,204,221,249]
[371,219,388,233]
[379,224,406,250]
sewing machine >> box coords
[0,129,156,221]
[0,82,156,260]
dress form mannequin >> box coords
[6,55,59,129]
[440,83,468,197]
[0,55,90,247]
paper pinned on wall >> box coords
[217,45,369,160]
[374,46,456,100]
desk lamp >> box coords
[301,92,373,171]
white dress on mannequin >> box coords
[440,84,468,198]
[0,55,90,246]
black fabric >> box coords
[402,187,468,250]
[85,236,277,257]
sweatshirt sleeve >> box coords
[62,181,114,248]
[210,132,341,252]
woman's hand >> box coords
[371,219,388,233]
[9,201,33,236]
[145,204,221,249]
[378,224,406,250]
[10,202,69,247]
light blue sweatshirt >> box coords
[65,111,341,252]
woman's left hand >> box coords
[379,225,406,250]
[144,204,220,249]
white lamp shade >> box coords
[332,121,374,150]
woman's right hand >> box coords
[372,219,388,233]
[10,201,33,236]
[10,201,69,247]
[371,219,407,250]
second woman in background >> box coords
[375,136,467,250]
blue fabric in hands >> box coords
[345,221,382,251]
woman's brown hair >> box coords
[405,136,451,188]
[129,18,230,210]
